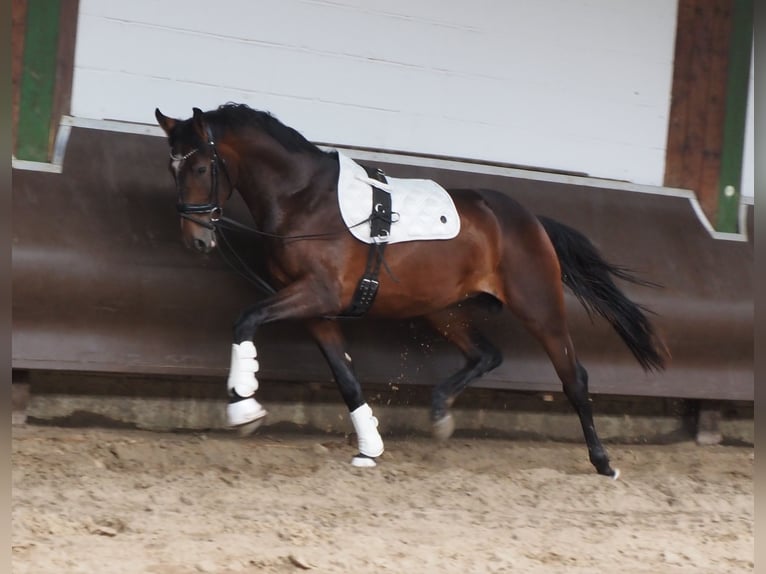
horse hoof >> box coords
[235,411,268,437]
[351,453,377,468]
[432,413,455,441]
[611,468,621,481]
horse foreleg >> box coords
[424,310,502,441]
[306,319,384,467]
[226,339,268,433]
[227,281,340,434]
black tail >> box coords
[538,215,668,371]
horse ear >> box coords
[191,107,209,141]
[155,108,176,135]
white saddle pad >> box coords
[337,152,461,244]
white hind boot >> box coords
[349,403,384,467]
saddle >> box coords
[337,153,461,316]
[336,153,460,245]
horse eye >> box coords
[196,165,207,175]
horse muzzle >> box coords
[191,236,216,253]
[181,221,217,254]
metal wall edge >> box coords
[55,116,752,242]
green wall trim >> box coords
[715,0,753,232]
[15,0,61,162]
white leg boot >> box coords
[349,403,384,467]
[226,342,267,428]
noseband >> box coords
[172,125,233,230]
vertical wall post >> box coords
[15,0,61,162]
[715,0,753,232]
[13,0,79,164]
[664,0,732,228]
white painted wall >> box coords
[71,0,678,185]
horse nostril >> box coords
[193,238,207,252]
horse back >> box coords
[361,188,537,316]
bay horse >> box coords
[155,103,668,478]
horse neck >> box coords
[231,136,333,233]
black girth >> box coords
[343,166,393,317]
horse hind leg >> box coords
[544,333,617,478]
[511,297,618,478]
[496,217,617,477]
[424,308,503,440]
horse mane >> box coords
[205,103,324,155]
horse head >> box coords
[155,107,236,253]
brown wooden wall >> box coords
[11,0,27,148]
[11,128,753,402]
[51,1,79,142]
[664,0,733,224]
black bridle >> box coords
[172,125,233,230]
